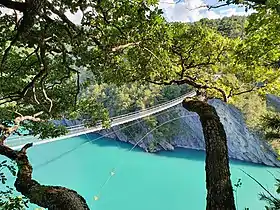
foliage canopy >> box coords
[1,0,280,209]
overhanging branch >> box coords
[0,112,44,144]
[0,141,90,209]
[227,84,265,98]
[0,0,26,12]
[207,2,232,10]
[112,42,141,52]
[147,78,228,102]
[45,1,77,31]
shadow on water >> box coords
[83,133,279,169]
[27,131,279,173]
[84,133,207,162]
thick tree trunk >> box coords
[182,100,236,210]
[0,143,90,210]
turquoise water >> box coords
[2,134,280,210]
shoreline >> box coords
[96,132,280,168]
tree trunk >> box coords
[182,99,236,210]
[0,143,90,210]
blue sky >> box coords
[63,0,254,24]
[0,0,252,24]
[159,0,254,22]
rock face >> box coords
[267,94,280,112]
[98,99,280,167]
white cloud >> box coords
[0,1,255,26]
[159,0,206,22]
[159,0,254,22]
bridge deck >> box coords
[7,90,196,149]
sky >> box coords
[0,0,254,24]
[63,0,254,24]
[64,0,255,24]
[158,0,254,22]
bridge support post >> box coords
[182,99,236,210]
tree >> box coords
[0,0,163,209]
[183,100,236,210]
[1,1,279,210]
[103,23,240,210]
[97,19,280,209]
[198,16,247,39]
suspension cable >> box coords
[33,108,179,169]
[92,113,197,202]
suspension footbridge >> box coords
[7,90,196,149]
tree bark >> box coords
[0,143,90,210]
[182,99,236,210]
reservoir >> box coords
[2,133,279,210]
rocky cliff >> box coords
[267,94,280,112]
[98,99,280,167]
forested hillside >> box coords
[78,15,249,115]
[198,16,246,38]
[80,83,190,118]
[80,15,277,152]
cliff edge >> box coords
[98,99,280,167]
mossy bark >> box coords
[0,143,90,210]
[182,99,236,210]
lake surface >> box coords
[2,133,280,210]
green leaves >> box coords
[260,112,280,139]
[0,160,16,181]
[0,161,29,210]
[0,0,167,142]
[103,13,280,102]
[22,122,68,139]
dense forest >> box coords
[1,0,280,209]
[198,16,247,38]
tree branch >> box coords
[230,88,255,98]
[33,85,40,104]
[207,2,232,10]
[1,31,20,70]
[14,130,30,137]
[74,71,80,108]
[96,2,125,38]
[0,143,18,159]
[21,64,47,97]
[45,1,77,31]
[0,142,90,209]
[0,95,22,105]
[10,47,39,77]
[112,42,141,52]
[227,85,263,98]
[147,78,228,102]
[0,112,43,144]
[1,0,43,70]
[0,0,26,12]
[240,169,277,201]
[20,142,33,153]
